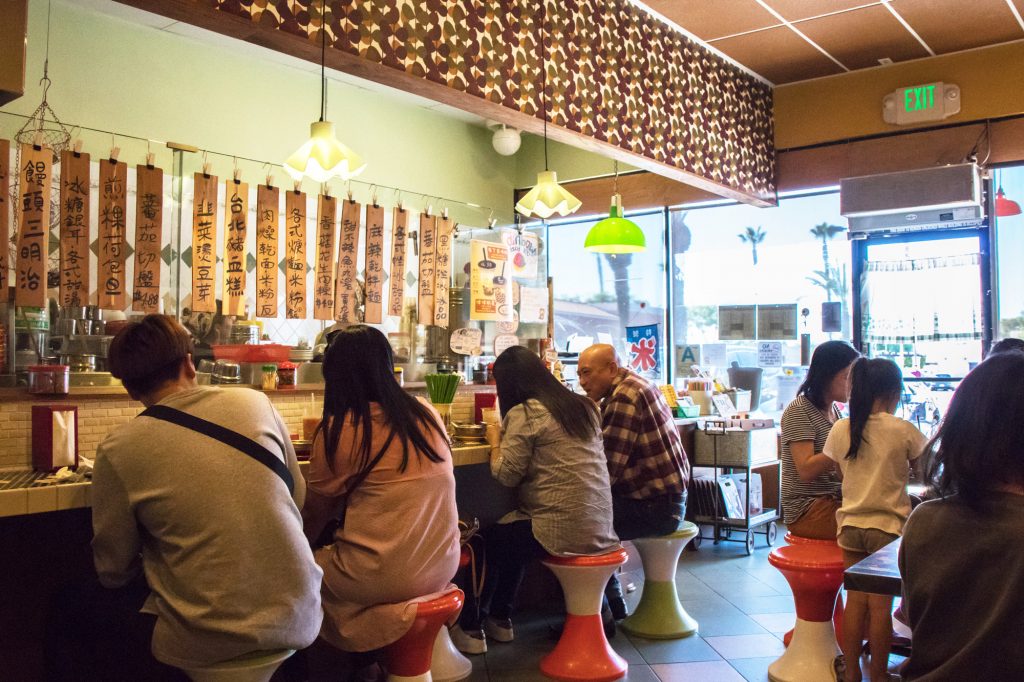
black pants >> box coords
[606,492,688,609]
[459,519,546,629]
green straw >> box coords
[426,373,460,404]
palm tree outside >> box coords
[809,222,846,299]
[738,226,766,266]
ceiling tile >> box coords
[797,4,931,69]
[766,0,881,22]
[711,26,846,83]
[641,0,779,41]
[889,0,1024,53]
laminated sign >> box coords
[98,158,128,309]
[469,239,512,322]
[284,189,307,319]
[364,204,385,324]
[335,199,361,323]
[191,173,218,313]
[132,164,163,313]
[223,180,249,317]
[314,193,337,321]
[15,144,52,308]
[255,184,280,318]
[59,150,91,308]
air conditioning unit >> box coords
[840,164,984,236]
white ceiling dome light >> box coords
[489,123,522,156]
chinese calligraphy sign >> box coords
[335,199,361,323]
[433,216,452,327]
[191,173,218,314]
[285,189,307,319]
[314,193,337,321]
[132,164,163,313]
[98,158,128,309]
[388,207,407,318]
[15,144,52,308]
[223,180,249,317]
[59,151,92,308]
[255,184,280,319]
[417,213,436,326]
[364,204,385,324]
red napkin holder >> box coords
[32,405,79,472]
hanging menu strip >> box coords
[313,193,337,321]
[285,189,307,319]
[15,144,52,308]
[388,207,408,318]
[59,151,91,308]
[191,173,218,314]
[364,204,385,324]
[97,158,128,309]
[335,199,362,323]
[132,164,163,313]
[417,213,437,326]
[434,217,453,327]
[0,139,10,292]
[255,185,280,319]
[223,180,249,318]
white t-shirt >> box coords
[823,413,927,536]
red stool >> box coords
[541,548,629,682]
[768,544,844,682]
[781,533,845,648]
[384,590,464,682]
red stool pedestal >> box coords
[385,590,464,682]
[541,549,629,682]
[768,544,844,682]
[781,534,845,648]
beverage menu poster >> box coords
[469,239,512,322]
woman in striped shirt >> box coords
[780,341,860,540]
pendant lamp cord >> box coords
[541,1,549,171]
[613,160,619,195]
[320,0,327,122]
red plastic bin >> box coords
[211,344,291,363]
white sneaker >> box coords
[449,624,487,655]
[484,616,515,643]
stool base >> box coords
[431,627,473,682]
[620,581,697,640]
[767,618,839,682]
[541,614,627,682]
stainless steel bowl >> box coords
[59,354,97,372]
[212,360,242,384]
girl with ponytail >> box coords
[823,358,926,682]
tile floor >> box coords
[460,529,905,681]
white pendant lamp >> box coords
[514,4,580,220]
[283,0,365,183]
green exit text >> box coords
[904,85,937,113]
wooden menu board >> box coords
[132,164,163,313]
[59,151,91,308]
[15,144,52,308]
[335,199,361,323]
[191,173,218,313]
[364,204,385,324]
[255,185,280,319]
[433,217,453,327]
[417,213,437,325]
[98,158,128,309]
[223,180,248,318]
[388,207,408,318]
[0,139,10,291]
[313,193,337,321]
[285,189,306,319]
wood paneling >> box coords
[769,0,875,22]
[711,26,845,83]
[797,4,930,69]
[642,0,778,40]
[891,0,1024,53]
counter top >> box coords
[0,442,490,518]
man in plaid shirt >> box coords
[579,344,691,617]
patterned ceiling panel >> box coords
[199,0,776,203]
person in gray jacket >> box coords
[90,314,322,676]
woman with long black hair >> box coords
[450,346,618,654]
[302,325,460,668]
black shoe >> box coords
[607,593,628,621]
[602,604,617,639]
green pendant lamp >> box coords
[585,163,645,253]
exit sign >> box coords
[883,82,960,125]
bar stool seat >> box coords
[384,590,465,682]
[541,548,629,682]
[179,649,295,682]
[767,544,844,682]
[620,523,700,640]
[781,533,845,647]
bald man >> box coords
[578,344,691,618]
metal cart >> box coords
[692,420,780,555]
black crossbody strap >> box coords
[141,405,295,495]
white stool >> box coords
[180,649,295,682]
[430,626,473,682]
[620,523,700,639]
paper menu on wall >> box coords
[519,286,548,323]
[469,239,512,321]
[501,228,539,278]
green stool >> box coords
[620,522,700,639]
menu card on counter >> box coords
[59,150,91,308]
[433,216,453,327]
[469,239,512,322]
[0,139,8,290]
[191,172,218,313]
[314,193,337,321]
[223,180,249,317]
[335,199,361,323]
[132,164,163,313]
[255,184,280,319]
[98,158,127,310]
[388,207,408,318]
[364,204,385,324]
[418,213,437,325]
[15,144,53,308]
[285,188,307,319]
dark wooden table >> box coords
[844,537,902,596]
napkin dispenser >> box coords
[32,405,79,472]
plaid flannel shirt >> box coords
[600,368,690,499]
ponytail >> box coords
[845,357,904,460]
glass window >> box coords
[994,164,1024,342]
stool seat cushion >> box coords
[653,522,699,541]
[543,547,628,567]
[784,532,838,546]
[768,544,844,571]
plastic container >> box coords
[211,343,291,363]
[277,361,298,388]
[261,364,279,391]
[27,365,70,395]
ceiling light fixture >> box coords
[584,161,646,253]
[514,5,581,219]
[995,171,1021,217]
[283,0,365,183]
[491,124,522,156]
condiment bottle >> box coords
[261,364,279,391]
[277,361,297,388]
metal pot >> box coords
[59,354,97,372]
[452,422,486,440]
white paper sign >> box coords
[494,333,520,356]
[702,343,728,369]
[519,286,549,324]
[757,341,784,367]
[496,312,519,335]
[450,327,483,355]
[501,228,539,278]
[713,393,739,418]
